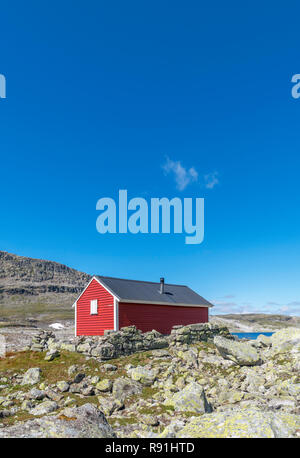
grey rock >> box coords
[27,389,46,401]
[21,368,42,385]
[56,381,70,392]
[29,400,58,416]
[102,364,118,371]
[73,373,85,384]
[176,408,300,438]
[164,382,212,413]
[0,404,116,438]
[214,336,262,366]
[112,377,142,401]
[44,350,60,361]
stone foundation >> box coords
[27,323,231,360]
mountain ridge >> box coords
[0,250,91,322]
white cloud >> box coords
[162,157,198,191]
[279,302,300,316]
[162,156,220,191]
[204,171,219,189]
[210,298,300,316]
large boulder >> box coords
[98,396,124,416]
[21,368,42,386]
[128,366,157,386]
[95,344,116,360]
[271,328,300,354]
[26,388,46,401]
[256,334,272,347]
[176,408,300,438]
[214,336,262,366]
[164,382,212,413]
[0,404,116,438]
[29,400,58,416]
[112,377,142,402]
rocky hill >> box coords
[210,313,300,332]
[0,251,91,323]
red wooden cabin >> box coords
[73,276,213,336]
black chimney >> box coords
[160,277,165,294]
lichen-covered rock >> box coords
[0,404,116,438]
[112,377,142,401]
[102,364,118,371]
[56,381,70,392]
[29,400,58,416]
[60,343,76,352]
[44,350,60,361]
[214,336,262,366]
[164,382,212,413]
[271,328,300,354]
[27,388,46,400]
[45,389,64,402]
[276,379,300,397]
[96,379,113,392]
[21,368,42,386]
[96,344,116,360]
[176,348,198,366]
[67,365,78,376]
[176,408,300,438]
[98,396,124,416]
[21,400,35,411]
[158,420,186,438]
[256,334,272,347]
[76,343,91,354]
[128,366,157,386]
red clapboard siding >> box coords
[118,302,208,334]
[76,279,114,336]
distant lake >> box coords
[232,332,274,340]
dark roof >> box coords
[95,276,213,307]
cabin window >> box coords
[90,299,98,315]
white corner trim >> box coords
[114,298,119,331]
[74,301,77,337]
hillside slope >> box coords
[210,313,300,332]
[0,251,91,322]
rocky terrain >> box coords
[0,251,90,323]
[0,324,299,438]
[210,313,300,333]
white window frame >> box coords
[90,299,98,315]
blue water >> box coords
[232,332,274,340]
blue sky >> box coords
[0,1,300,316]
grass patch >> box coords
[138,404,174,416]
[107,351,154,369]
[108,416,139,427]
[0,350,103,385]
